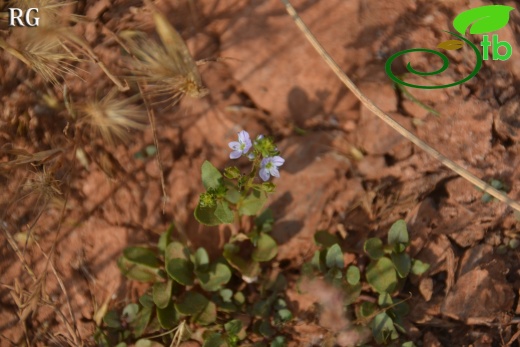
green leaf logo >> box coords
[453,5,514,35]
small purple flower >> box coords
[259,156,285,181]
[228,130,252,159]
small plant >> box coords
[307,220,429,345]
[103,131,289,346]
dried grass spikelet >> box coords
[24,166,63,208]
[121,7,208,107]
[78,89,147,145]
[0,26,83,86]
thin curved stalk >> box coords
[279,0,520,213]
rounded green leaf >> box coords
[238,189,267,216]
[139,293,154,308]
[391,252,411,278]
[166,258,194,285]
[198,263,232,292]
[372,312,398,344]
[132,306,152,338]
[215,201,234,224]
[201,160,222,190]
[194,247,209,271]
[270,336,286,347]
[153,280,172,309]
[194,300,217,325]
[453,5,514,35]
[314,230,340,248]
[118,247,162,283]
[219,288,233,302]
[364,238,384,260]
[277,308,292,321]
[156,300,179,329]
[366,257,398,293]
[325,243,344,269]
[175,291,209,315]
[165,242,189,261]
[203,333,226,347]
[122,303,139,323]
[378,292,393,307]
[359,301,377,318]
[252,233,278,262]
[223,246,260,278]
[346,265,360,285]
[225,319,243,335]
[411,259,430,275]
[135,339,164,347]
[103,310,121,328]
[388,220,409,252]
[194,204,222,226]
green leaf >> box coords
[346,265,360,285]
[391,252,411,278]
[436,39,464,50]
[118,247,162,283]
[203,333,226,347]
[223,245,260,278]
[402,341,416,347]
[215,201,234,224]
[132,306,152,338]
[135,339,164,347]
[194,204,222,226]
[252,233,278,262]
[194,300,217,325]
[193,247,210,271]
[153,280,172,309]
[166,258,194,285]
[359,301,377,318]
[311,250,327,273]
[325,244,344,269]
[258,320,275,338]
[225,319,243,335]
[411,259,430,275]
[139,293,154,308]
[366,257,398,293]
[198,263,232,292]
[219,288,233,302]
[378,292,393,307]
[270,336,286,347]
[122,303,139,323]
[238,189,267,216]
[388,220,409,252]
[453,5,514,35]
[226,188,241,204]
[156,300,178,329]
[372,312,398,344]
[255,209,274,233]
[364,238,384,260]
[277,308,292,321]
[175,291,209,315]
[157,224,174,253]
[201,160,222,190]
[165,241,189,261]
[103,310,121,328]
[314,231,340,248]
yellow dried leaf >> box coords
[436,39,464,50]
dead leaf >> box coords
[437,39,464,50]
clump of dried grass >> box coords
[76,89,147,145]
[121,3,208,107]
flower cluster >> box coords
[228,130,284,182]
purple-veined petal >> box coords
[230,150,242,159]
[259,168,270,181]
[269,167,280,177]
[272,156,285,166]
